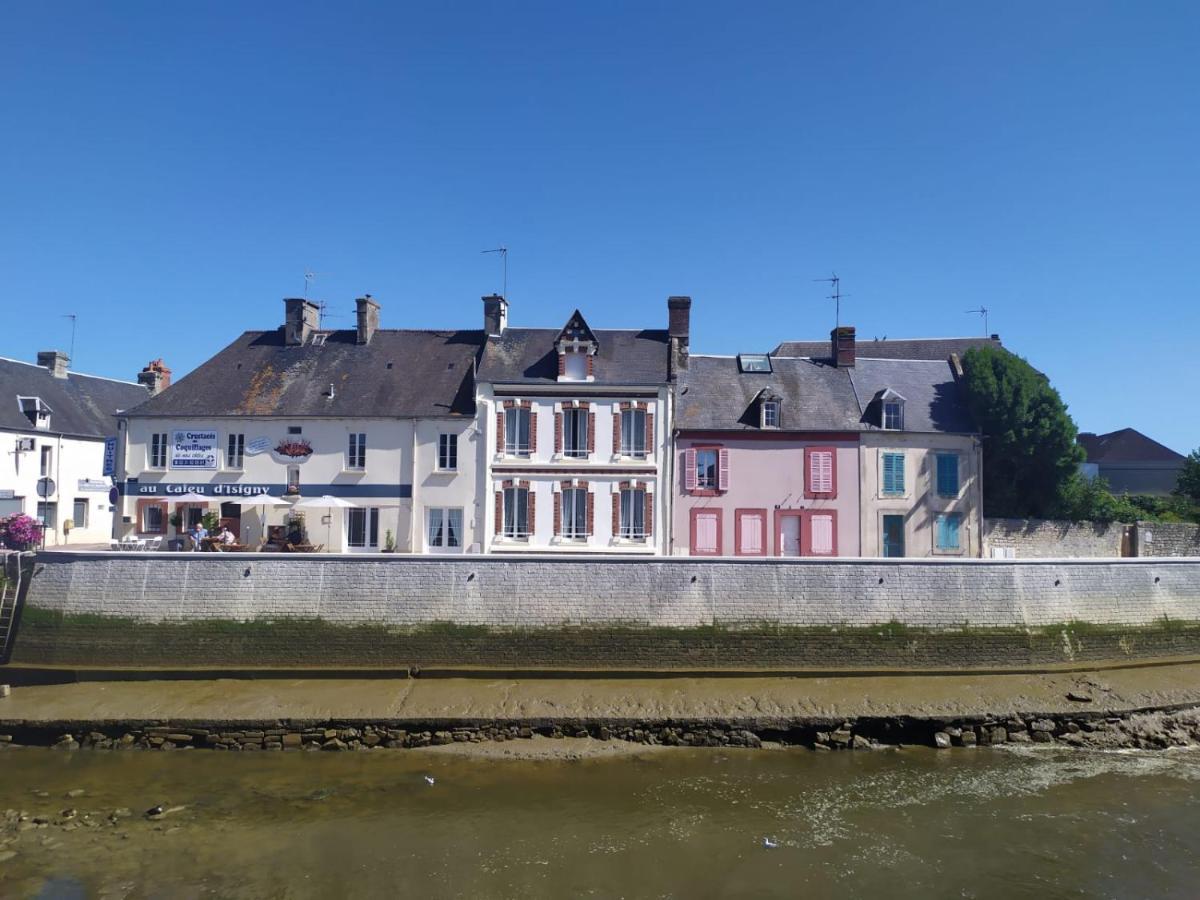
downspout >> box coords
[408,424,418,553]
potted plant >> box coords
[0,513,44,551]
[383,529,397,553]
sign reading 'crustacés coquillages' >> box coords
[170,430,219,469]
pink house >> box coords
[672,353,863,557]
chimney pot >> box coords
[667,296,692,379]
[355,295,381,345]
[137,359,172,396]
[483,294,508,337]
[831,326,856,367]
[284,298,321,346]
[37,350,69,378]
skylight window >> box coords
[738,354,772,374]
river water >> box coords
[1,744,1198,898]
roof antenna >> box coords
[62,314,77,364]
[482,246,507,298]
[303,269,319,298]
[965,306,989,336]
[813,273,846,329]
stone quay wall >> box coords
[6,552,1200,671]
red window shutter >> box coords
[554,412,563,454]
[553,492,562,536]
[527,489,536,534]
[494,491,502,535]
[557,353,565,376]
[645,410,654,456]
[586,490,594,537]
[717,449,730,491]
[644,492,653,540]
[613,413,621,453]
[684,448,697,491]
[529,409,538,453]
[587,412,595,453]
[612,492,620,535]
[495,411,504,454]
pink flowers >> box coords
[0,513,43,550]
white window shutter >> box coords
[717,449,730,491]
[811,514,834,555]
[684,448,697,491]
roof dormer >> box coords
[876,388,906,430]
[18,396,51,430]
[555,309,599,382]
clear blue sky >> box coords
[2,2,1196,453]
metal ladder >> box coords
[0,552,22,660]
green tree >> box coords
[961,346,1084,518]
[1176,449,1200,503]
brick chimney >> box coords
[138,359,172,396]
[37,350,69,379]
[667,295,691,379]
[483,294,508,337]
[284,298,321,346]
[831,326,855,367]
[356,295,380,345]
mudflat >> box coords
[3,660,1200,725]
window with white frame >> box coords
[286,465,301,494]
[882,452,906,496]
[695,449,719,489]
[141,503,165,533]
[37,501,57,530]
[347,433,366,469]
[562,351,587,380]
[562,408,589,458]
[504,406,531,455]
[40,445,53,477]
[72,498,88,529]
[619,487,647,540]
[226,433,245,469]
[438,433,458,471]
[561,487,588,539]
[427,507,464,549]
[502,486,530,538]
[620,407,647,457]
[149,433,168,469]
[18,396,51,430]
[883,400,904,430]
[762,399,780,429]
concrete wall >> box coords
[984,518,1129,559]
[1138,522,1200,558]
[8,552,1200,671]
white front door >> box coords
[779,514,801,557]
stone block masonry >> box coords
[1137,522,1200,558]
[984,518,1129,558]
[7,552,1200,671]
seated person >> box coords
[218,526,236,545]
[287,524,304,545]
[189,521,208,551]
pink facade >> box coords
[672,434,860,557]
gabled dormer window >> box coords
[877,388,906,430]
[18,396,51,430]
[761,398,780,429]
[555,309,599,382]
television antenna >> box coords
[482,246,508,298]
[303,269,324,299]
[62,314,77,363]
[813,273,847,329]
[965,306,990,336]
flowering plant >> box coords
[0,513,43,550]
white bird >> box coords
[424,775,436,786]
[763,837,779,849]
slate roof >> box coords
[124,329,482,419]
[677,355,977,435]
[0,356,149,439]
[773,335,1002,361]
[478,328,670,385]
[849,358,978,434]
[1078,429,1184,464]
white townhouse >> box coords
[116,297,482,553]
[474,294,688,554]
[0,351,151,547]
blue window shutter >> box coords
[883,453,905,494]
[936,515,948,548]
[937,455,958,496]
[948,514,961,549]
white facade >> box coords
[0,429,117,547]
[478,385,672,554]
[118,415,479,553]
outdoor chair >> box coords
[109,539,122,552]
[144,536,162,551]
